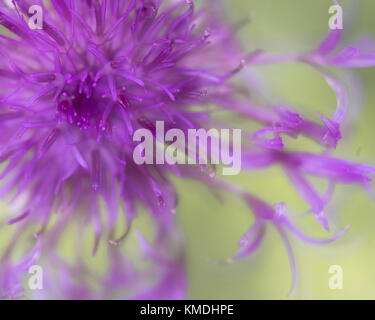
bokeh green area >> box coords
[1,0,375,300]
[177,0,375,299]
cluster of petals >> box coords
[0,0,374,298]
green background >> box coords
[178,0,375,299]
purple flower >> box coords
[0,0,374,299]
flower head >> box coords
[0,0,374,299]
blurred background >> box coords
[176,0,375,299]
[1,0,375,300]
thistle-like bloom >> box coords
[0,0,374,299]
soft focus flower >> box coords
[0,0,374,299]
